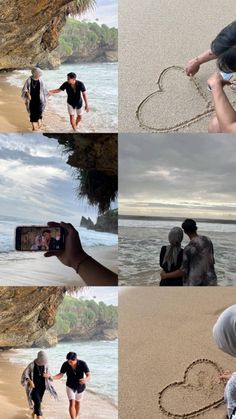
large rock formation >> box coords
[59,326,118,342]
[0,287,66,349]
[0,0,93,70]
[80,209,118,233]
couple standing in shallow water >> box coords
[21,68,89,131]
[159,218,217,286]
[21,351,90,419]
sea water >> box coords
[6,63,118,132]
[119,218,236,286]
[8,340,118,404]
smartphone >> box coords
[15,226,66,251]
[208,71,233,91]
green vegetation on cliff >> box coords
[58,18,118,62]
[55,296,118,336]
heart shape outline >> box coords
[136,66,236,132]
[158,358,225,418]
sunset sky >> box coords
[119,134,236,220]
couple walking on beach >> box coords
[21,351,90,419]
[159,218,217,286]
[21,68,89,131]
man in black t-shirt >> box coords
[49,351,91,419]
[49,72,89,131]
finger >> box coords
[47,221,61,227]
[44,251,63,258]
[60,221,76,233]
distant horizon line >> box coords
[119,214,236,225]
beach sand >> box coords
[119,287,236,419]
[0,351,117,418]
[119,0,236,133]
[0,245,117,286]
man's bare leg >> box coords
[69,400,77,419]
[76,115,82,127]
[38,119,42,129]
[70,115,77,131]
[75,400,81,417]
[208,115,222,133]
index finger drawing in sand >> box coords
[213,305,236,419]
[186,21,236,133]
[137,21,236,134]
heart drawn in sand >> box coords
[159,359,225,418]
[136,66,236,132]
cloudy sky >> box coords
[0,134,98,226]
[74,287,118,305]
[119,134,236,220]
[81,0,117,27]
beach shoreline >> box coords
[0,244,118,286]
[0,349,117,418]
[0,65,117,133]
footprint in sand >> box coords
[159,359,225,418]
[136,66,236,133]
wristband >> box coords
[76,255,91,273]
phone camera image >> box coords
[15,226,65,252]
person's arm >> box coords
[49,89,62,94]
[44,221,118,286]
[79,372,91,385]
[82,91,89,112]
[52,373,64,380]
[160,269,184,280]
[185,49,217,76]
[208,73,236,132]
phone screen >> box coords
[15,226,65,251]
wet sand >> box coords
[0,351,117,418]
[0,245,117,286]
[119,287,236,419]
[119,0,236,133]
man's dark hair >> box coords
[211,22,236,72]
[42,229,51,235]
[182,219,197,234]
[67,72,77,80]
[66,352,77,361]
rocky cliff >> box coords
[0,0,94,70]
[0,287,66,349]
[80,209,118,233]
[58,325,118,342]
[45,134,118,213]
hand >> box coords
[79,378,87,385]
[219,370,232,381]
[44,221,86,271]
[185,58,200,77]
[43,373,51,379]
[85,105,89,113]
[28,379,35,389]
[26,92,32,101]
[160,270,167,279]
[207,73,231,91]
